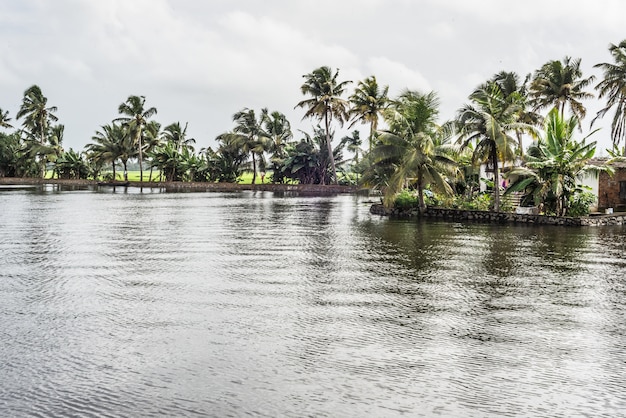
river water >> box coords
[1,184,626,417]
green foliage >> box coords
[394,189,420,209]
[439,193,493,211]
[568,191,596,217]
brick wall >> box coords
[598,168,626,210]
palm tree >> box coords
[159,122,194,181]
[368,90,457,212]
[296,66,352,184]
[213,132,249,182]
[262,109,293,183]
[115,95,157,182]
[232,108,268,184]
[593,39,626,153]
[348,75,389,152]
[86,123,131,181]
[456,82,531,212]
[486,71,541,155]
[0,108,13,129]
[16,85,58,145]
[507,108,607,216]
[529,56,595,128]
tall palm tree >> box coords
[486,71,541,155]
[232,108,267,184]
[348,75,389,152]
[115,95,157,182]
[0,108,13,129]
[296,66,352,184]
[16,85,58,145]
[593,39,626,153]
[369,90,457,212]
[529,57,595,128]
[456,82,532,212]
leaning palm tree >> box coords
[456,82,533,212]
[593,39,626,154]
[296,66,352,184]
[348,75,389,152]
[115,95,157,182]
[529,56,595,128]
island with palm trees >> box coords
[3,41,626,223]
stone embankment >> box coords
[370,204,626,227]
[0,177,359,194]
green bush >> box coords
[394,189,419,209]
[568,191,596,217]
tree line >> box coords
[2,40,626,216]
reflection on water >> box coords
[1,186,626,417]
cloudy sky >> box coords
[1,0,625,153]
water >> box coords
[1,184,626,417]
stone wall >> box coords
[370,204,626,227]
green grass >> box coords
[46,169,291,185]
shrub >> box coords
[394,189,419,209]
[568,191,596,217]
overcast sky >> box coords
[1,0,625,154]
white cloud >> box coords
[1,0,625,152]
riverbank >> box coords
[0,177,360,195]
[370,203,626,227]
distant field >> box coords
[111,171,276,184]
[44,170,286,184]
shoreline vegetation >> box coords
[3,176,625,227]
[0,176,359,194]
[3,43,626,219]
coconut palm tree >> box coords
[86,123,132,181]
[296,66,352,184]
[262,109,292,183]
[115,95,157,182]
[485,71,542,155]
[456,82,531,212]
[232,108,268,184]
[529,57,595,128]
[368,90,457,212]
[0,108,13,129]
[348,75,389,152]
[593,39,626,153]
[16,85,58,145]
[159,122,194,181]
[213,132,249,182]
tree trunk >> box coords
[137,131,143,183]
[251,152,257,184]
[516,131,524,156]
[492,147,500,212]
[417,176,426,214]
[325,111,337,185]
[112,161,116,181]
